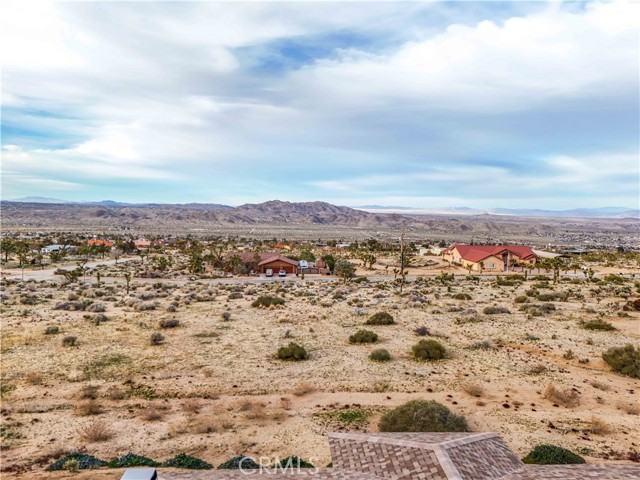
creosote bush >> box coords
[277,342,308,361]
[163,453,213,469]
[580,319,615,331]
[522,445,585,465]
[159,318,180,329]
[483,306,510,315]
[62,336,77,347]
[412,339,446,361]
[369,349,391,362]
[414,326,430,336]
[366,312,395,325]
[602,344,640,378]
[349,329,378,344]
[150,332,165,346]
[379,400,468,432]
[45,326,59,335]
[252,296,285,308]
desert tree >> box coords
[0,237,16,263]
[334,259,356,283]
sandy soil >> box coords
[1,272,638,478]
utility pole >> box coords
[399,231,405,293]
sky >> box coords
[1,1,639,209]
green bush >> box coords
[46,452,107,471]
[252,296,285,308]
[162,453,212,469]
[412,339,446,361]
[277,342,308,361]
[159,318,180,329]
[483,306,510,315]
[522,445,585,465]
[514,295,528,303]
[379,400,468,432]
[228,292,243,300]
[581,320,615,331]
[602,344,640,378]
[349,330,378,344]
[218,455,260,469]
[273,456,315,469]
[369,349,391,362]
[366,312,395,325]
[108,452,159,468]
[45,326,59,335]
[452,293,472,300]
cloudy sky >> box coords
[1,1,638,208]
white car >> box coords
[265,269,273,277]
[278,269,287,277]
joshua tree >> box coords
[124,271,132,295]
[334,259,356,284]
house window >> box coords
[485,263,495,269]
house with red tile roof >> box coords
[442,244,538,272]
[87,239,114,248]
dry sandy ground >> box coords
[1,273,638,478]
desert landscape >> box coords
[1,223,639,478]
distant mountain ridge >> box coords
[6,197,638,219]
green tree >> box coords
[321,254,336,273]
[0,237,16,263]
[153,255,172,273]
[299,250,316,262]
[334,259,356,284]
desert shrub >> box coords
[414,326,430,336]
[221,312,232,321]
[150,332,165,346]
[602,344,640,378]
[369,349,391,362]
[522,445,585,465]
[277,342,308,361]
[45,326,59,335]
[514,295,529,303]
[228,292,243,300]
[469,339,497,350]
[78,420,114,442]
[379,400,468,432]
[452,293,472,300]
[462,382,484,397]
[75,400,103,416]
[483,306,510,315]
[412,339,446,361]
[108,452,160,468]
[366,312,395,325]
[86,303,106,313]
[519,303,556,316]
[159,318,180,329]
[62,336,77,347]
[349,330,378,344]
[588,415,613,435]
[543,383,580,407]
[91,313,108,325]
[134,301,158,311]
[163,453,212,469]
[536,293,559,302]
[46,452,107,471]
[291,383,316,396]
[273,456,315,469]
[252,296,285,308]
[580,319,615,331]
[218,455,259,470]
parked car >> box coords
[278,269,287,277]
[265,269,273,277]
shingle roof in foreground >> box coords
[154,432,640,480]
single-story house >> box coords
[258,254,298,274]
[41,244,75,254]
[223,252,298,274]
[442,244,539,272]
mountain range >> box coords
[8,197,639,219]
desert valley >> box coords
[1,201,639,478]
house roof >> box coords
[87,239,113,247]
[258,254,298,266]
[444,244,538,263]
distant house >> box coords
[258,254,298,274]
[134,239,151,250]
[41,244,74,254]
[224,252,298,274]
[87,239,114,248]
[442,244,539,272]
